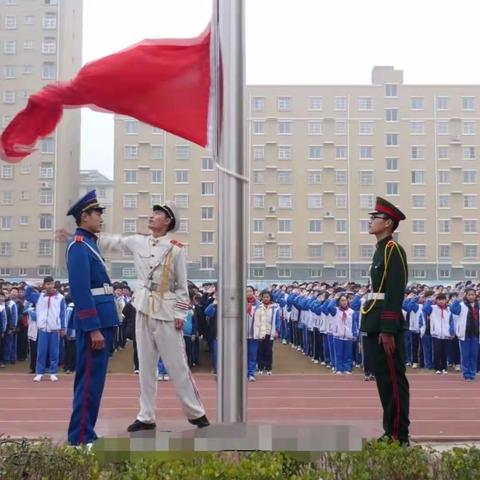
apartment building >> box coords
[113,66,480,283]
[0,0,82,279]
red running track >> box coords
[0,372,479,443]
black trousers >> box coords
[432,337,447,371]
[366,332,410,443]
[184,335,193,367]
[133,339,139,371]
[64,339,76,372]
[17,327,28,361]
[307,330,314,357]
[29,339,37,372]
[411,331,420,364]
[313,328,323,361]
[257,335,273,371]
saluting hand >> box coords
[54,228,72,243]
[379,333,395,355]
[90,330,105,350]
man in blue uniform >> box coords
[65,190,118,446]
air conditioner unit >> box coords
[39,181,51,188]
[267,232,275,240]
[268,206,276,213]
[450,136,461,145]
[324,211,333,218]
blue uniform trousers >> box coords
[446,338,460,366]
[36,330,60,374]
[247,338,259,377]
[328,334,335,367]
[158,357,168,375]
[68,327,113,445]
[4,332,16,363]
[313,328,322,361]
[279,317,289,342]
[459,336,479,380]
[404,330,412,364]
[333,338,353,373]
[421,334,433,369]
[322,333,330,364]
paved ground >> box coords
[1,342,479,444]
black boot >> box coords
[188,415,210,428]
[127,419,156,432]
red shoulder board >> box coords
[170,239,184,248]
[74,235,84,243]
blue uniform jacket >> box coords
[66,228,118,332]
[0,307,6,334]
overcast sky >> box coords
[81,0,480,177]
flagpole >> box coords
[215,0,247,423]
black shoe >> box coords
[127,419,156,433]
[188,415,210,429]
[377,434,392,443]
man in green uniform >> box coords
[361,197,410,445]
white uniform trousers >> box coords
[135,312,205,423]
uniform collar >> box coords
[76,228,98,242]
[376,235,393,249]
[149,233,170,247]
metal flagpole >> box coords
[214,0,247,423]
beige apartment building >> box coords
[112,66,480,284]
[0,0,82,280]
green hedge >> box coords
[1,438,480,480]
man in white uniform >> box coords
[61,201,209,432]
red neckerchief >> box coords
[247,296,256,316]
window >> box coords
[436,120,449,135]
[1,192,13,205]
[465,245,478,258]
[38,239,52,256]
[359,194,374,209]
[439,270,451,279]
[307,194,322,209]
[439,219,450,233]
[278,120,292,135]
[0,216,12,230]
[465,270,477,279]
[385,108,399,122]
[125,120,139,134]
[42,37,56,54]
[359,170,374,186]
[437,96,448,110]
[122,267,136,278]
[42,12,57,29]
[41,62,56,80]
[411,97,424,110]
[462,97,475,111]
[5,15,17,29]
[359,121,374,135]
[152,127,163,134]
[124,145,138,160]
[335,146,347,160]
[335,170,347,185]
[463,121,476,135]
[150,145,164,160]
[386,182,399,195]
[253,170,265,184]
[20,216,29,225]
[201,157,214,170]
[253,120,265,135]
[252,96,265,112]
[253,146,265,160]
[464,220,477,233]
[412,220,425,233]
[386,133,398,146]
[39,214,52,230]
[386,157,398,171]
[277,170,292,184]
[308,145,322,160]
[336,220,348,233]
[412,195,425,208]
[150,194,163,207]
[411,170,425,184]
[0,166,13,179]
[360,146,373,159]
[0,243,12,257]
[3,40,15,55]
[360,220,369,233]
[360,245,374,257]
[307,170,322,184]
[309,97,323,110]
[201,206,214,220]
[358,96,373,111]
[439,245,451,258]
[438,194,450,208]
[174,194,189,208]
[336,194,347,209]
[278,145,292,160]
[464,170,477,183]
[410,121,425,135]
[3,65,16,79]
[123,194,138,209]
[277,96,292,111]
[336,269,348,279]
[336,245,348,258]
[278,268,291,279]
[412,245,426,258]
[124,170,137,183]
[39,190,53,205]
[253,219,264,233]
[278,219,292,233]
[438,146,449,160]
[175,170,189,184]
[278,194,292,209]
[175,145,190,160]
[40,163,53,178]
[413,269,426,279]
[40,137,55,154]
[24,15,34,25]
[23,40,33,50]
[411,146,425,160]
[151,170,162,183]
[251,268,264,278]
[3,90,15,104]
[385,84,398,97]
[308,120,322,135]
[335,96,347,111]
[201,231,214,244]
[309,220,322,233]
[438,170,449,184]
[308,245,323,258]
[253,194,265,208]
[123,219,137,233]
[45,0,58,5]
[335,121,347,135]
[201,182,215,195]
[464,146,476,160]
[178,219,188,234]
[465,195,478,209]
[278,245,292,258]
[252,244,264,258]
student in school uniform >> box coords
[417,296,434,370]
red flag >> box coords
[1,26,211,163]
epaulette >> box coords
[74,235,84,243]
[170,239,184,248]
[386,240,397,249]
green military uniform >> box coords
[361,197,410,444]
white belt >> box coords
[91,285,114,296]
[365,293,385,301]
